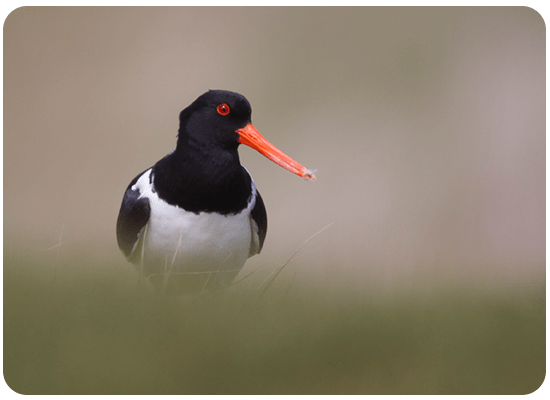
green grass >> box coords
[3,248,545,394]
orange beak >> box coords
[236,124,316,181]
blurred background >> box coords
[3,7,545,394]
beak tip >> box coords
[302,169,317,181]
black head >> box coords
[172,89,316,181]
[177,90,252,151]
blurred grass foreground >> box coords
[4,247,545,395]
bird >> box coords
[116,90,316,295]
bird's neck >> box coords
[152,147,252,215]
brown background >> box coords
[4,7,544,296]
[3,7,545,395]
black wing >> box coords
[116,170,151,260]
[250,188,267,254]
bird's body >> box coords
[116,90,315,295]
[118,166,265,293]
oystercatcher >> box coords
[116,90,316,294]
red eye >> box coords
[217,103,230,116]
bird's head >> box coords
[177,90,316,180]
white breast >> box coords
[131,169,258,292]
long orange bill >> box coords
[236,124,316,181]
